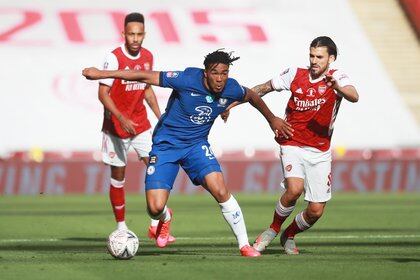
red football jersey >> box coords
[99,45,153,138]
[271,67,353,151]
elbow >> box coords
[351,93,359,103]
[349,96,358,103]
[346,91,359,103]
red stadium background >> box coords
[1,149,418,194]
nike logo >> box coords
[233,218,242,225]
[296,88,303,94]
[190,93,201,96]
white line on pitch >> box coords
[0,238,60,243]
[175,234,420,240]
[1,234,420,243]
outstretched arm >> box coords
[220,80,275,122]
[243,87,294,139]
[82,67,161,86]
[251,80,275,98]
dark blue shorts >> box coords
[145,141,221,191]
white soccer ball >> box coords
[107,229,139,260]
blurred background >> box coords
[0,0,419,194]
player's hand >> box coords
[117,115,138,135]
[82,67,103,80]
[220,110,230,123]
[269,117,294,139]
[324,74,338,89]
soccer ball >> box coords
[107,229,139,260]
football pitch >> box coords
[1,193,419,280]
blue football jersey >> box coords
[153,67,246,149]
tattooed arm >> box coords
[251,80,275,98]
[220,80,275,122]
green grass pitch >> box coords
[1,193,419,280]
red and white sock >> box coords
[269,200,295,234]
[283,211,312,239]
[109,178,127,230]
[150,219,159,227]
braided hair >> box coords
[203,49,240,70]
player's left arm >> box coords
[325,71,359,102]
[334,84,359,102]
[220,80,275,122]
[83,67,161,86]
[243,87,294,139]
[144,86,161,119]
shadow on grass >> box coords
[389,258,420,263]
[248,228,420,236]
[309,228,420,233]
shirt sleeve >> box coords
[234,84,247,101]
[159,70,186,90]
[99,52,118,87]
[270,67,297,91]
[332,70,353,88]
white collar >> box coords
[308,67,330,83]
[121,43,141,60]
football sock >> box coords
[270,200,295,233]
[219,195,249,249]
[283,211,312,238]
[117,221,128,230]
[148,205,171,222]
[110,178,125,223]
[150,219,159,227]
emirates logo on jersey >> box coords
[293,97,326,111]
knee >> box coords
[214,187,230,202]
[306,205,325,220]
[284,187,302,202]
[147,202,165,218]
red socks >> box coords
[109,179,125,222]
[269,201,296,234]
[270,212,287,233]
[284,212,312,239]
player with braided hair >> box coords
[83,49,293,257]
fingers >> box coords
[82,67,100,80]
[125,125,136,135]
[272,118,294,139]
[220,111,230,123]
[282,126,294,138]
[324,74,336,87]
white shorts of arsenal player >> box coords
[280,145,332,203]
[101,129,152,167]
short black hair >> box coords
[203,49,240,69]
[310,36,338,59]
[124,13,144,26]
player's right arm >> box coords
[83,67,161,86]
[98,84,138,135]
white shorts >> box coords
[280,145,332,203]
[101,129,152,167]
